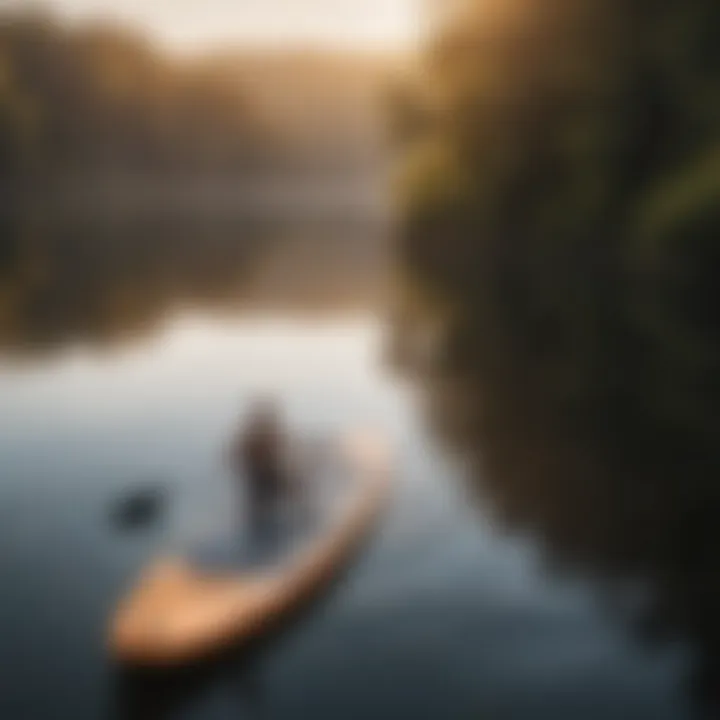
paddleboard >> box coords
[109,430,391,666]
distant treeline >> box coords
[397,0,720,709]
[0,9,387,187]
[0,11,265,181]
[0,10,389,353]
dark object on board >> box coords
[111,485,167,531]
[235,399,288,510]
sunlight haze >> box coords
[5,0,421,50]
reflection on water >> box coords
[0,212,387,355]
[0,214,695,720]
[394,256,720,716]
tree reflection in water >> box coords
[0,211,387,356]
[393,274,720,714]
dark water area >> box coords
[0,211,698,720]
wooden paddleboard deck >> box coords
[109,430,392,667]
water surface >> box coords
[0,220,691,720]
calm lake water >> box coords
[0,218,693,720]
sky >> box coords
[4,0,423,51]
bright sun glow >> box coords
[7,0,421,51]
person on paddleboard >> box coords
[232,398,291,539]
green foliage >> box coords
[397,0,720,704]
[399,0,720,478]
[0,9,388,186]
[0,11,264,181]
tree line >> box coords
[396,0,720,710]
[0,8,387,188]
[0,10,272,184]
